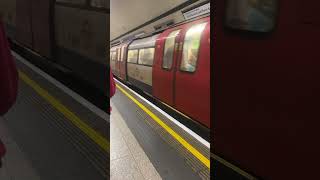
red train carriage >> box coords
[153,16,210,128]
[111,16,210,129]
[214,0,320,179]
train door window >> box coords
[117,48,121,61]
[162,30,180,70]
[91,0,108,8]
[111,52,115,60]
[127,50,138,63]
[56,0,86,5]
[225,0,278,32]
[111,52,114,61]
[180,22,207,72]
[138,48,155,66]
[121,46,125,61]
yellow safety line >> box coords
[19,70,109,152]
[116,84,210,169]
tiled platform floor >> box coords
[110,101,161,180]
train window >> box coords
[162,30,180,70]
[138,48,155,66]
[117,48,121,61]
[225,0,278,32]
[91,0,108,8]
[56,0,86,5]
[121,46,125,62]
[111,52,116,61]
[127,50,138,63]
[180,23,207,73]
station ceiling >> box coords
[110,0,189,41]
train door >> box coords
[16,0,53,58]
[31,0,53,58]
[153,28,182,106]
[113,46,119,76]
[119,45,126,80]
[115,47,121,77]
[174,18,210,128]
[110,50,116,73]
[113,47,118,76]
[16,0,33,48]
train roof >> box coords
[128,34,160,50]
[110,14,210,49]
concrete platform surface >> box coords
[0,117,41,180]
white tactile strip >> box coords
[110,101,162,180]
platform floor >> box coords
[0,118,41,180]
[110,101,161,180]
[110,80,210,180]
[0,51,109,180]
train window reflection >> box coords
[91,0,107,8]
[111,52,116,61]
[180,23,207,72]
[117,48,121,61]
[138,48,155,66]
[127,50,138,63]
[163,30,180,70]
[225,0,277,32]
[56,0,86,5]
[121,46,125,61]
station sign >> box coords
[183,2,210,20]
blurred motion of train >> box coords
[214,0,320,179]
[0,0,109,96]
[110,16,210,128]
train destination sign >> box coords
[183,2,210,20]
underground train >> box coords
[0,0,108,97]
[214,0,320,179]
[110,16,210,128]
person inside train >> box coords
[163,44,174,69]
[0,16,19,168]
[184,49,197,72]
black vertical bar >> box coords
[30,0,34,48]
[49,0,56,60]
[86,0,91,7]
